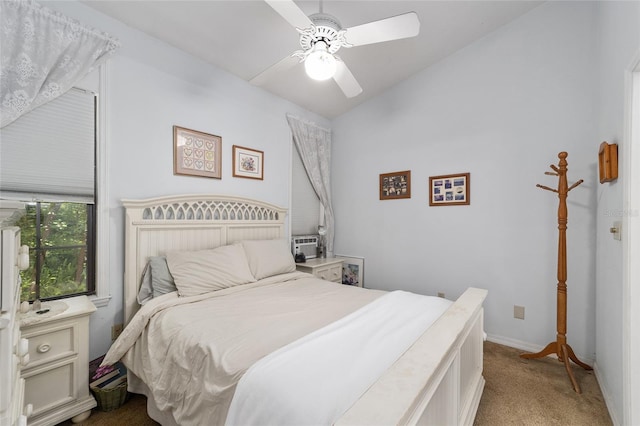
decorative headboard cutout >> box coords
[140,200,281,222]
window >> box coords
[0,88,97,302]
[17,202,95,301]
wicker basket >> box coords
[91,381,128,412]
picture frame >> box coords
[173,126,222,179]
[232,145,264,180]
[380,170,411,200]
[429,172,470,206]
[336,255,364,288]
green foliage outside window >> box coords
[16,202,92,301]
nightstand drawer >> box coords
[23,323,76,369]
[296,258,344,283]
[316,264,342,283]
[23,359,75,417]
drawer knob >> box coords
[37,343,51,353]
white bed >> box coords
[112,194,488,426]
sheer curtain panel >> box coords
[286,114,335,256]
[291,146,321,236]
[0,0,119,128]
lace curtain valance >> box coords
[0,0,120,128]
[286,114,335,257]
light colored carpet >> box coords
[59,341,611,425]
[475,341,611,426]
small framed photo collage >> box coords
[429,173,470,206]
[379,170,470,206]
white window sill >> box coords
[90,294,111,308]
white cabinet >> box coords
[0,226,29,426]
[20,296,96,426]
[295,257,344,283]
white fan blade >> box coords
[344,12,420,47]
[250,55,299,86]
[333,60,362,98]
[265,0,313,30]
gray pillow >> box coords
[137,256,177,305]
[137,261,154,305]
[149,256,177,298]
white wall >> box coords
[332,2,599,360]
[45,1,330,360]
[38,2,639,422]
[593,2,640,424]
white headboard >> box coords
[122,194,287,324]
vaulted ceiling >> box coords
[83,1,542,119]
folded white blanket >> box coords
[225,290,452,426]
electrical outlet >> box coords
[612,221,622,241]
[514,305,525,320]
[437,292,445,298]
[111,323,123,341]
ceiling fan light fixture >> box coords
[304,41,337,81]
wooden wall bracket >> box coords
[520,151,592,394]
[598,141,618,183]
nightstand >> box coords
[20,295,96,426]
[295,257,344,283]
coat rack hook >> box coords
[536,184,558,193]
[567,179,584,192]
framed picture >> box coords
[232,145,264,180]
[380,170,411,200]
[173,126,222,179]
[336,255,364,287]
[429,172,470,206]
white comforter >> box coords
[103,273,451,426]
[226,290,452,426]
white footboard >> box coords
[337,287,487,426]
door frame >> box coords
[622,53,640,426]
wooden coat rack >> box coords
[520,151,592,393]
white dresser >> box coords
[295,257,344,283]
[0,226,30,426]
[20,296,96,426]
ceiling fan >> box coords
[251,0,420,98]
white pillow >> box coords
[241,239,296,280]
[166,244,256,297]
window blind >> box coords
[0,88,96,203]
[291,144,320,236]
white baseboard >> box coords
[485,334,540,353]
[485,333,595,366]
[593,362,619,426]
